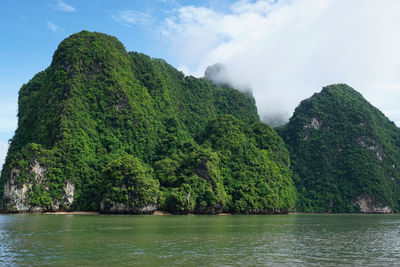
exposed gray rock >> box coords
[2,160,75,213]
[3,175,30,212]
[304,117,322,130]
[132,204,157,214]
[100,200,157,214]
[32,159,45,183]
[2,167,43,212]
[357,137,383,161]
[110,202,129,213]
[63,181,75,207]
[352,194,392,213]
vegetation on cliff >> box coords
[0,31,295,214]
[278,84,400,213]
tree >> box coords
[101,154,160,214]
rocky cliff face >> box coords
[99,201,156,214]
[352,194,392,214]
[2,158,74,212]
[3,174,30,212]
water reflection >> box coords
[0,214,399,266]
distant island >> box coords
[1,31,399,214]
[278,84,400,213]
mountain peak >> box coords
[279,85,400,213]
[51,31,129,71]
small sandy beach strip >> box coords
[43,211,99,215]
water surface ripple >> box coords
[0,214,399,266]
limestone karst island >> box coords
[1,31,400,214]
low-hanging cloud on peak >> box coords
[161,0,400,126]
[204,63,252,94]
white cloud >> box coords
[111,10,152,27]
[52,0,76,12]
[162,0,400,125]
[0,142,9,171]
[46,21,59,32]
[158,0,181,6]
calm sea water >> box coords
[0,214,399,266]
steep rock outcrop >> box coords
[1,31,294,214]
[2,151,75,212]
[278,84,400,213]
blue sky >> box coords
[1,0,400,169]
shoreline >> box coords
[43,211,99,215]
[1,210,396,215]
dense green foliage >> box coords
[278,84,400,212]
[1,31,295,214]
[101,155,159,213]
[200,116,296,213]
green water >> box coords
[0,214,399,266]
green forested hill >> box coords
[278,84,400,213]
[1,31,295,214]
